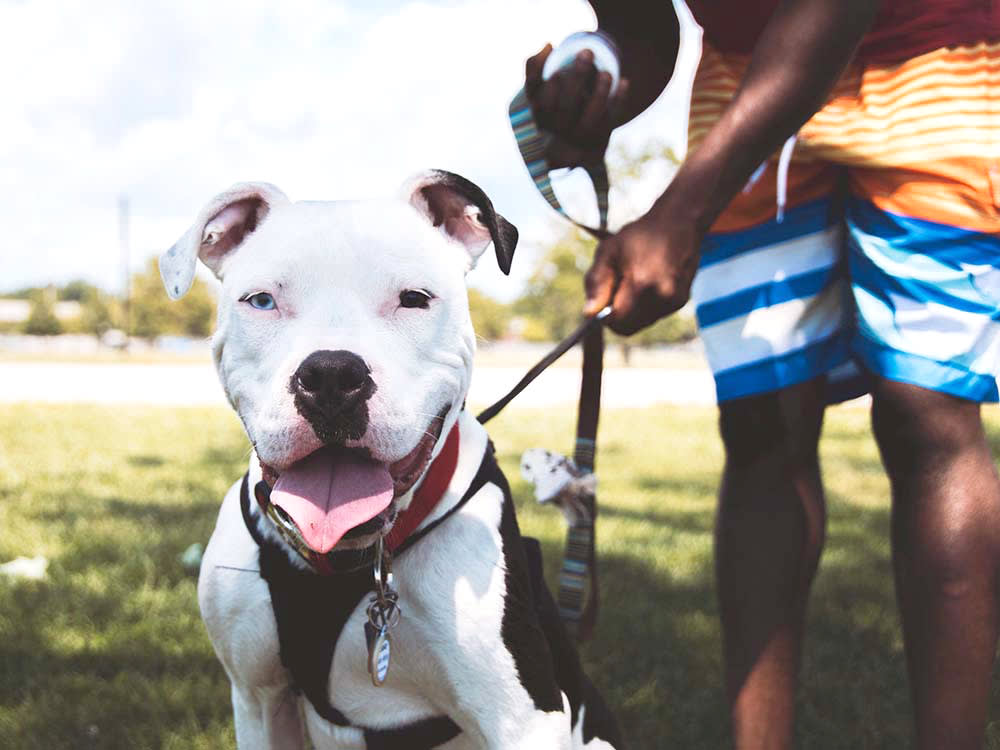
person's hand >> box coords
[583,203,702,335]
[524,43,629,169]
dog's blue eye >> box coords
[399,289,433,309]
[244,292,276,310]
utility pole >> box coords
[118,195,130,348]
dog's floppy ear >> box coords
[159,182,289,300]
[402,170,518,275]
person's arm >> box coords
[585,0,881,334]
[524,3,680,168]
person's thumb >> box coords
[584,241,618,316]
[525,43,553,89]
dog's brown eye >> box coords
[399,289,433,309]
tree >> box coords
[468,288,512,342]
[514,229,593,341]
[128,258,216,339]
[176,278,216,337]
[58,279,101,302]
[80,292,117,336]
[22,293,63,336]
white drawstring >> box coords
[775,134,798,223]
[740,134,799,223]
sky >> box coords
[1,0,700,301]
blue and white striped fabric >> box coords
[692,197,1000,403]
[848,200,1000,402]
[692,198,855,402]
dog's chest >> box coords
[303,481,515,743]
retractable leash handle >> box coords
[511,31,619,238]
[508,90,611,237]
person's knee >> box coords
[875,379,1000,591]
[902,513,1000,600]
[718,379,825,474]
[871,378,984,478]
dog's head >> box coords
[160,170,516,558]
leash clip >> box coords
[372,536,394,604]
[366,536,401,686]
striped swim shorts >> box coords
[689,41,1000,403]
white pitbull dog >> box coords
[160,171,623,750]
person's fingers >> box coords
[606,277,638,334]
[577,72,612,137]
[550,51,596,132]
[525,44,552,96]
[545,140,585,170]
[584,240,619,316]
[534,72,560,127]
[608,78,631,125]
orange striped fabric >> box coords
[689,41,1000,233]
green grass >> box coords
[3,403,1000,749]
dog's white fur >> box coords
[162,181,476,489]
[162,176,617,749]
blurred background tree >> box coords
[58,280,117,336]
[468,288,512,342]
[514,228,594,342]
[22,292,63,336]
[6,262,215,340]
[128,258,215,339]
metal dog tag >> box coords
[365,621,392,687]
[364,537,400,687]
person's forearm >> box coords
[655,0,880,232]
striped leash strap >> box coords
[478,307,609,641]
[509,87,611,239]
[560,318,603,641]
[505,85,614,638]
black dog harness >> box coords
[239,445,502,749]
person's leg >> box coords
[690,144,847,747]
[843,45,1000,731]
[870,379,1000,749]
[715,378,827,750]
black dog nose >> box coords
[294,350,372,400]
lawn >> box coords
[3,403,1000,749]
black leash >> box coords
[477,304,609,640]
[477,306,609,424]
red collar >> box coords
[385,423,460,552]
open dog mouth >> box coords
[257,409,448,556]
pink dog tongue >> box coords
[270,448,393,554]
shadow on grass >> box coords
[526,491,942,749]
[634,473,719,497]
[0,450,244,748]
[126,454,166,468]
[0,571,232,750]
[597,501,713,533]
[0,550,233,750]
[32,495,218,529]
